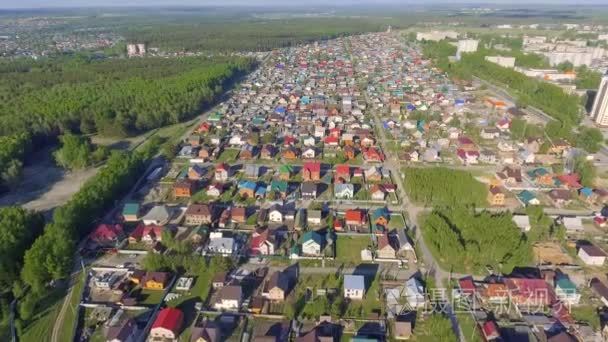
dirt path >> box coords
[0,147,100,214]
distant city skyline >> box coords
[0,0,606,10]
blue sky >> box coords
[0,0,603,9]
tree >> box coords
[574,156,596,187]
[557,61,574,72]
[575,127,604,153]
[53,133,93,170]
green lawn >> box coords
[388,214,406,229]
[166,268,216,339]
[217,149,239,162]
[571,305,600,330]
[456,314,482,342]
[334,236,373,265]
[20,287,67,342]
[57,271,87,341]
[140,289,165,305]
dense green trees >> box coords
[403,168,487,206]
[0,57,253,138]
[574,156,597,188]
[0,207,45,292]
[0,133,31,191]
[575,127,604,153]
[123,18,388,52]
[575,66,602,89]
[22,151,145,292]
[422,207,532,274]
[415,314,458,342]
[53,134,109,170]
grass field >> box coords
[20,287,68,342]
[571,305,600,330]
[166,268,215,339]
[57,271,87,341]
[334,236,372,265]
[456,313,483,342]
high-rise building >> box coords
[591,72,608,126]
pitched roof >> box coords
[344,275,365,291]
[151,307,183,334]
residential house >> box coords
[215,163,230,182]
[270,180,288,199]
[142,272,171,290]
[104,317,138,342]
[150,308,183,341]
[496,166,522,185]
[238,180,257,198]
[301,182,318,200]
[188,164,206,180]
[405,277,426,309]
[231,207,247,224]
[528,168,554,186]
[282,147,299,160]
[302,147,317,159]
[457,149,480,164]
[207,183,223,197]
[122,202,140,222]
[269,206,284,223]
[345,209,367,227]
[555,276,580,305]
[302,161,321,181]
[364,166,382,182]
[302,231,324,256]
[548,189,572,207]
[344,275,365,300]
[363,147,384,162]
[334,183,354,199]
[335,164,351,182]
[377,233,397,259]
[250,230,275,256]
[578,244,607,265]
[185,204,215,226]
[173,179,197,198]
[488,186,506,206]
[190,320,220,342]
[393,320,412,341]
[261,145,277,160]
[481,128,500,140]
[518,190,540,206]
[244,164,260,179]
[240,144,256,160]
[307,210,322,226]
[264,271,290,302]
[371,207,390,233]
[89,223,124,246]
[278,165,293,181]
[207,232,235,255]
[214,285,242,311]
[370,184,386,201]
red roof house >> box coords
[557,173,582,189]
[481,321,500,340]
[302,161,321,181]
[345,209,366,226]
[335,164,350,182]
[89,223,123,244]
[150,308,184,340]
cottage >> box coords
[518,190,540,206]
[555,276,580,305]
[122,202,140,222]
[307,210,323,226]
[150,308,183,341]
[370,184,386,201]
[345,209,366,227]
[142,272,171,290]
[214,285,242,311]
[302,231,324,256]
[278,165,293,180]
[377,233,397,259]
[250,230,275,256]
[578,244,607,265]
[302,161,321,181]
[301,182,318,200]
[334,183,354,199]
[488,186,505,206]
[548,189,572,207]
[173,179,197,198]
[405,277,425,308]
[264,271,290,302]
[89,223,124,246]
[188,164,206,180]
[215,163,230,182]
[269,206,284,223]
[185,204,214,226]
[141,205,171,226]
[344,275,365,300]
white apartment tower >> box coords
[591,72,608,126]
